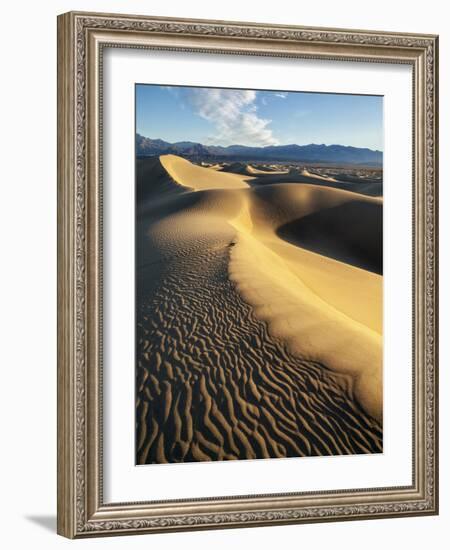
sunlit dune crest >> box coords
[160,154,251,190]
[246,164,289,176]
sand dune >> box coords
[301,168,338,182]
[160,154,251,190]
[246,169,382,197]
[137,156,186,204]
[219,162,289,178]
[200,162,223,170]
[246,164,289,176]
[136,155,383,464]
[277,197,382,274]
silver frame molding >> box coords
[57,11,439,538]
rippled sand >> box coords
[136,155,383,464]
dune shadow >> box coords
[277,200,383,274]
[248,172,383,197]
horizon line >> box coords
[136,133,383,153]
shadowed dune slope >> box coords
[136,156,186,204]
[217,162,288,176]
[246,170,382,197]
[136,155,383,464]
[277,199,382,274]
[217,162,251,176]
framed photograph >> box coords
[57,11,439,538]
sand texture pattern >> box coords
[136,155,383,464]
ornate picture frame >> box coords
[57,11,438,538]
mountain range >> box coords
[136,134,383,166]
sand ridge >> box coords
[246,164,289,176]
[301,168,338,182]
[159,155,382,421]
[136,155,383,463]
[160,154,252,190]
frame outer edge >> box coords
[57,12,77,539]
[56,10,439,538]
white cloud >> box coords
[275,93,287,99]
[184,88,278,146]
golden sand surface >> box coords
[135,155,383,464]
[160,154,251,190]
[245,164,289,176]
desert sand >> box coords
[245,164,290,176]
[136,154,383,464]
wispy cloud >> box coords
[183,88,278,146]
[275,93,287,99]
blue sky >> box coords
[136,84,383,151]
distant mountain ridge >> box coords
[136,134,383,166]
